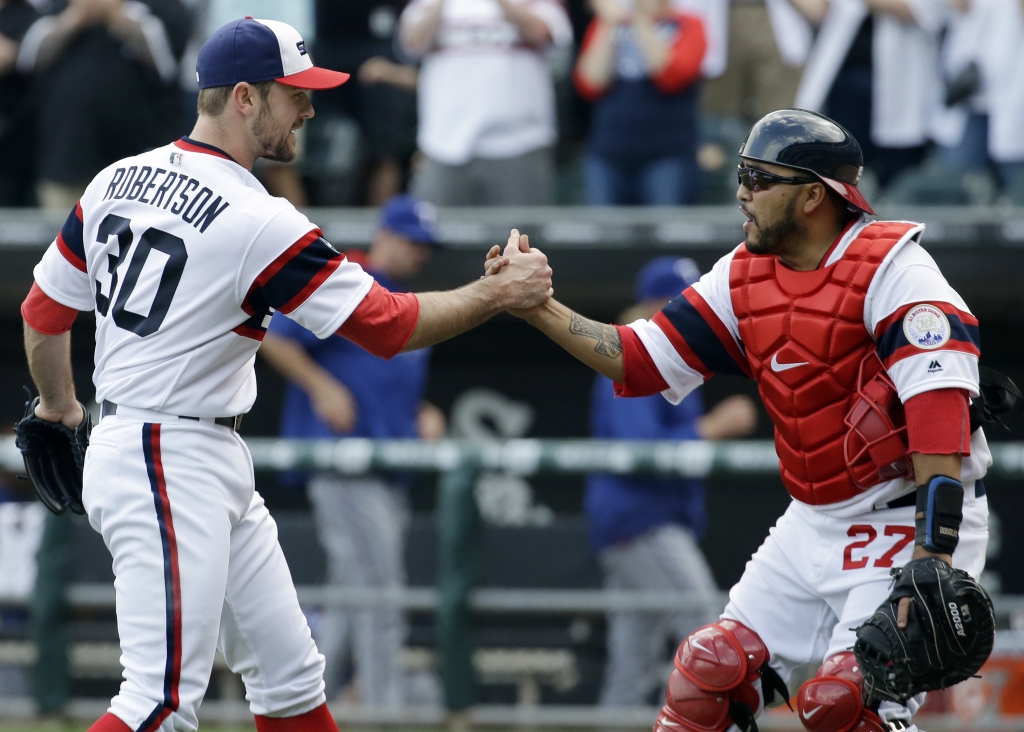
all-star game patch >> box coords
[903,304,951,350]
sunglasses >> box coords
[737,166,818,192]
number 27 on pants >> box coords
[842,525,915,570]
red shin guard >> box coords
[254,703,339,732]
[652,620,773,732]
[796,652,885,732]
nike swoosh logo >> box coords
[690,638,714,656]
[802,705,823,720]
[771,352,810,372]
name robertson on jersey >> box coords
[101,165,230,233]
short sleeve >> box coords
[868,241,980,401]
[33,202,94,311]
[266,311,319,347]
[238,208,375,340]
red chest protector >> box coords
[729,222,916,505]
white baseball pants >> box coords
[722,489,989,708]
[83,413,326,732]
[306,475,408,708]
[599,524,720,706]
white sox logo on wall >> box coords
[903,304,951,350]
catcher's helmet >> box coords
[739,109,875,215]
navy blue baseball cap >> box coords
[379,195,440,246]
[197,18,350,90]
[636,257,701,302]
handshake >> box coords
[479,228,554,318]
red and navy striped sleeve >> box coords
[652,287,751,379]
[874,301,980,370]
[242,228,344,316]
[55,201,86,272]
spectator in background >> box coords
[931,0,1024,195]
[574,0,707,205]
[586,257,757,706]
[0,0,40,206]
[699,0,810,122]
[399,0,573,206]
[258,195,446,709]
[793,0,945,187]
[313,1,418,206]
[17,0,190,211]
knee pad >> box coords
[796,652,886,732]
[653,620,786,732]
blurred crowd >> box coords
[0,0,1022,209]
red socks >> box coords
[255,703,338,732]
[88,713,133,732]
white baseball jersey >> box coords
[623,215,990,515]
[33,137,376,417]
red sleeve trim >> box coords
[21,282,79,335]
[336,281,420,359]
[55,232,87,272]
[652,311,712,379]
[650,13,706,95]
[572,19,611,101]
[905,388,971,456]
[614,325,670,397]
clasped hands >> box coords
[483,229,553,318]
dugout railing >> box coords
[1,437,1024,730]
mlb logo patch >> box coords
[170,152,184,165]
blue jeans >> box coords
[585,154,700,205]
[938,114,1024,189]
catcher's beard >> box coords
[745,194,802,255]
[252,102,296,163]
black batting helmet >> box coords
[739,109,874,215]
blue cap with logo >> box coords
[635,256,701,302]
[379,195,440,246]
[197,17,350,90]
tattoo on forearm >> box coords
[569,312,622,358]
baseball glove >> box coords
[14,395,91,515]
[854,556,994,704]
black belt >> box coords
[884,479,985,510]
[101,401,242,432]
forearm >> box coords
[863,0,915,23]
[24,322,78,413]
[525,299,624,382]
[633,17,670,74]
[402,279,510,352]
[496,0,552,46]
[911,452,961,484]
[575,22,616,90]
[401,1,445,56]
[784,0,829,25]
[259,334,335,396]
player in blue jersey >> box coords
[259,195,445,708]
[586,257,757,706]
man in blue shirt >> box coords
[259,195,445,708]
[586,256,757,706]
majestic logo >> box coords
[296,40,307,55]
[903,304,951,351]
[169,152,183,165]
[770,352,809,373]
[948,601,967,637]
[928,360,943,373]
[802,706,824,720]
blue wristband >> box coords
[915,475,964,554]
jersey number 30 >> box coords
[94,214,187,337]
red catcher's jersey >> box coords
[729,222,915,504]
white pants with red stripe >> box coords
[84,413,326,732]
[721,488,989,725]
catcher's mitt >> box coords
[854,556,994,704]
[14,395,91,515]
